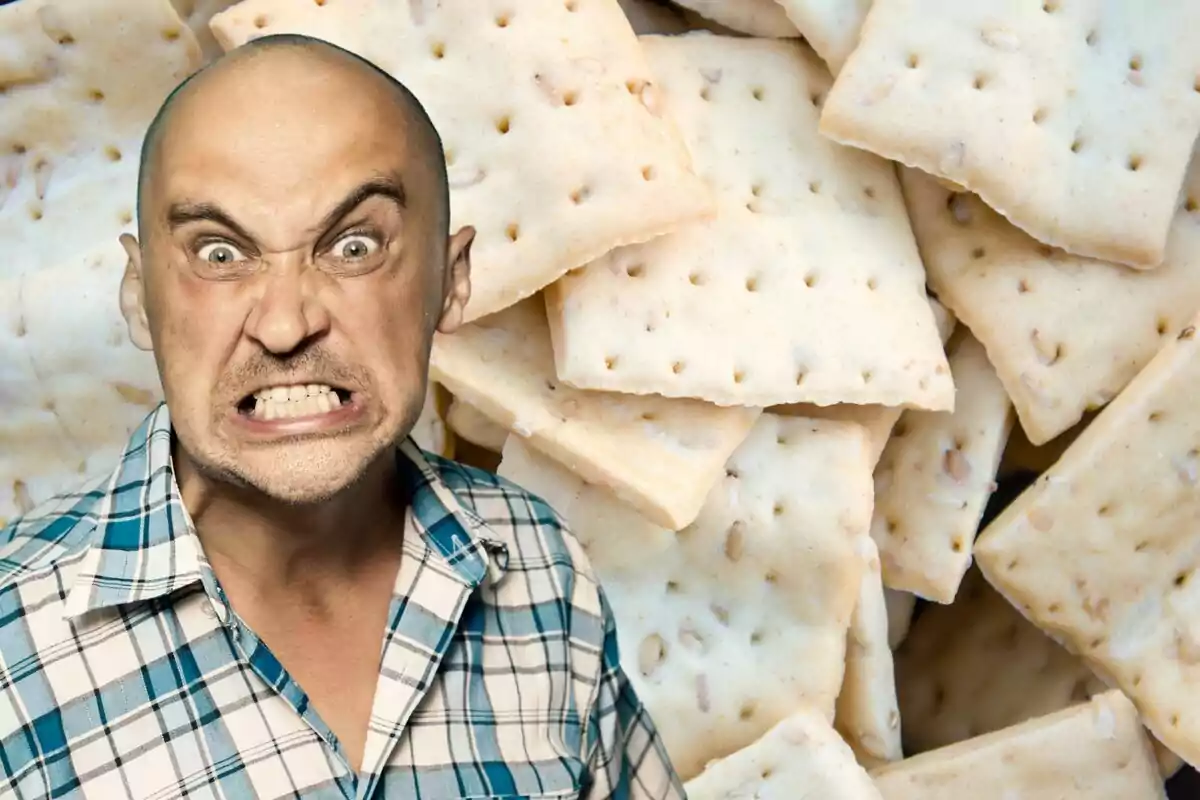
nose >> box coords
[243,262,331,355]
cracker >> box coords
[776,0,871,74]
[497,414,873,779]
[432,297,759,530]
[895,570,1183,778]
[871,691,1166,800]
[901,158,1200,445]
[871,332,1012,604]
[836,536,903,768]
[616,0,690,34]
[445,397,509,453]
[210,0,713,323]
[0,0,201,282]
[666,0,798,38]
[821,0,1200,268]
[884,589,916,650]
[547,35,952,410]
[773,297,957,468]
[974,314,1200,768]
[684,707,883,800]
[168,0,239,61]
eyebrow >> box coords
[165,175,409,239]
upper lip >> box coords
[239,379,354,399]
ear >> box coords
[436,225,475,335]
[119,233,154,351]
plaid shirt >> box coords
[0,405,683,800]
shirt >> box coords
[0,405,684,800]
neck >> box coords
[175,449,407,593]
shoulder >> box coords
[0,474,109,591]
[428,452,606,611]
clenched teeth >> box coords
[249,383,344,420]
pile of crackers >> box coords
[4,0,1200,796]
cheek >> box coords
[148,282,235,406]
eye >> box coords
[196,241,247,264]
[332,232,380,260]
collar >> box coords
[64,403,508,620]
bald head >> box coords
[136,34,449,241]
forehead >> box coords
[149,51,419,220]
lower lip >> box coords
[228,395,367,438]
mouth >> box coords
[236,383,356,421]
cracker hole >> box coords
[495,13,511,27]
[794,368,807,385]
[641,165,656,181]
[1176,571,1190,588]
[776,434,788,446]
[644,322,655,333]
[12,143,26,155]
[496,116,511,134]
[29,206,43,221]
[88,88,105,102]
[1195,75,1200,94]
[862,370,873,383]
[726,467,739,479]
[867,277,878,291]
[1149,411,1163,423]
[104,145,121,162]
[1018,278,1032,294]
[505,223,520,242]
[562,91,578,107]
[119,210,133,226]
[972,74,989,90]
[1032,107,1047,124]
[971,246,986,260]
[749,630,763,644]
[1132,674,1143,688]
[732,369,745,384]
[863,186,876,199]
[1089,637,1105,650]
[432,42,445,59]
[1007,558,1020,571]
[444,148,456,166]
[626,79,643,95]
[1086,30,1098,46]
[1070,136,1084,154]
[750,184,762,197]
[55,32,75,45]
[672,361,685,375]
[751,86,765,101]
[565,0,578,10]
[1158,317,1170,335]
[1129,55,1143,71]
[885,518,898,535]
[1127,154,1143,172]
[1171,714,1180,728]
[772,502,784,517]
[804,273,818,288]
[809,91,823,108]
[1048,602,1061,613]
[688,272,706,286]
[765,570,779,586]
[666,580,680,593]
[951,538,964,553]
[253,14,268,28]
[906,53,920,69]
[570,186,589,205]
[808,181,822,195]
[738,701,756,721]
[604,355,617,370]
[1042,0,1058,11]
[760,767,773,780]
[1185,196,1198,212]
[162,27,181,41]
[745,276,758,292]
[699,86,711,101]
[1135,540,1150,552]
[625,263,644,277]
[1098,503,1114,517]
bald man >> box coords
[0,35,683,800]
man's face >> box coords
[121,52,471,504]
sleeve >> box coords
[579,589,687,800]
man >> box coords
[0,35,683,800]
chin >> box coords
[208,442,387,506]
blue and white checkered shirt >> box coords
[0,405,683,799]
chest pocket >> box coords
[405,618,589,799]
